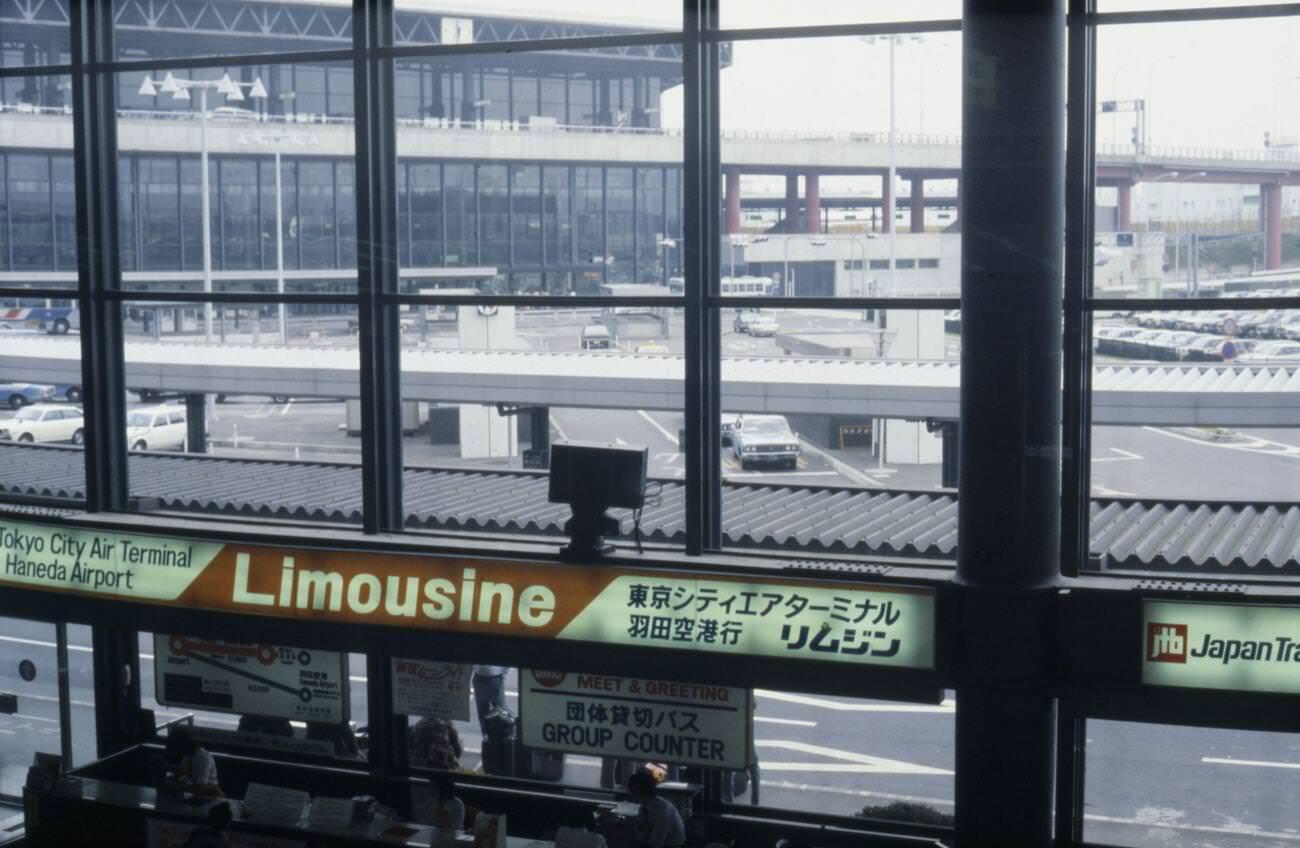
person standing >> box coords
[627,769,685,848]
[472,665,507,725]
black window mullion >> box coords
[1061,0,1098,580]
[682,0,721,554]
[352,0,403,534]
[70,0,128,512]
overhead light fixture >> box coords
[216,73,237,96]
[159,72,179,94]
[248,78,268,100]
[172,86,190,102]
[225,84,245,103]
[138,77,158,97]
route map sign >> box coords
[391,659,471,719]
[1144,600,1300,695]
[154,634,348,722]
[0,518,935,669]
[519,670,752,769]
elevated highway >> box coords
[2,336,1296,428]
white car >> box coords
[127,405,188,451]
[746,315,780,337]
[1236,341,1300,364]
[0,404,84,444]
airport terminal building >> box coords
[0,2,1298,847]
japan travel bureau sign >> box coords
[0,518,935,670]
[1144,600,1300,695]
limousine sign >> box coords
[1144,600,1300,695]
[0,518,935,670]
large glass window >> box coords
[1085,720,1300,847]
[394,2,681,46]
[511,165,542,268]
[1085,17,1300,578]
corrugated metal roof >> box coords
[0,444,1296,573]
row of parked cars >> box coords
[1094,326,1300,363]
[0,400,189,451]
[1131,308,1300,341]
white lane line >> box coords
[280,399,295,417]
[1202,756,1300,770]
[1093,447,1143,463]
[755,690,955,713]
[636,410,679,447]
[796,438,884,487]
[549,415,569,443]
[1092,484,1137,497]
[16,692,96,709]
[755,716,817,728]
[756,739,951,776]
[727,470,840,478]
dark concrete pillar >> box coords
[184,393,206,453]
[956,1,1065,846]
[881,173,894,234]
[1262,183,1283,269]
[805,173,820,234]
[940,421,959,488]
[1116,181,1133,231]
[910,176,926,233]
[784,174,800,233]
[725,171,742,235]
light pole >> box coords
[138,72,267,342]
[656,236,677,289]
[239,129,311,343]
[863,35,920,297]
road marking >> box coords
[756,689,955,713]
[797,438,886,486]
[637,410,679,447]
[756,740,951,776]
[755,716,817,728]
[1142,425,1300,459]
[1092,484,1136,497]
[1093,447,1143,463]
[280,399,294,416]
[549,415,569,443]
[1202,756,1300,770]
[728,470,840,478]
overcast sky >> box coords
[482,0,1300,152]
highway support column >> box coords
[185,393,206,454]
[1117,181,1133,231]
[725,171,741,235]
[805,173,821,234]
[955,1,1064,846]
[784,174,800,232]
[1262,182,1283,270]
[881,172,894,234]
[910,176,926,233]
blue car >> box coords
[52,384,83,403]
[0,382,56,409]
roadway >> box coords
[2,623,1300,845]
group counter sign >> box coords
[519,670,751,770]
[1143,600,1300,695]
[154,634,348,723]
[0,518,935,670]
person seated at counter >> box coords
[151,725,224,799]
[409,716,462,771]
[626,769,685,848]
[428,774,466,846]
[182,801,234,848]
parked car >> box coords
[746,314,780,337]
[733,310,763,334]
[731,414,801,471]
[0,382,55,409]
[579,324,613,351]
[720,413,742,448]
[1236,341,1300,364]
[53,384,82,403]
[126,405,188,451]
[0,404,84,444]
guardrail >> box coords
[6,101,1300,164]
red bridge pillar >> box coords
[1117,181,1133,232]
[1262,182,1283,270]
[805,172,821,234]
[882,173,894,234]
[784,174,800,233]
[725,171,741,235]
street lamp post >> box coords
[863,35,920,297]
[138,72,267,342]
